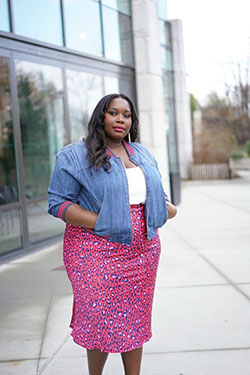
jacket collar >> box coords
[106,140,134,158]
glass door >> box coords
[15,59,66,244]
[0,56,23,255]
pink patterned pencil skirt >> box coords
[63,204,161,353]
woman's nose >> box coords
[116,115,124,123]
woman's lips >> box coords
[113,126,125,132]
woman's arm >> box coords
[166,201,177,219]
[64,203,98,228]
[48,149,98,227]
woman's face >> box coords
[104,98,132,142]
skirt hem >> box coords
[70,329,152,353]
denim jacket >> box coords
[48,140,168,245]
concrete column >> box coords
[170,19,193,179]
[131,0,170,193]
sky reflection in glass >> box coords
[63,0,102,56]
[13,0,63,45]
[0,0,10,32]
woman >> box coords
[48,93,177,375]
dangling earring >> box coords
[128,132,131,143]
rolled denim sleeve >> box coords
[48,148,81,221]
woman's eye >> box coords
[125,114,131,118]
[109,111,116,116]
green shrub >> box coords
[245,140,250,157]
[230,150,245,159]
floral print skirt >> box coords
[63,204,161,353]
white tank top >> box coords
[124,166,147,204]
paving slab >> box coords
[0,359,38,375]
[199,248,250,284]
[0,301,50,361]
[39,295,73,358]
[53,334,87,359]
[38,356,87,375]
[156,248,226,288]
[237,284,250,299]
[140,349,250,375]
[145,285,250,353]
[186,230,250,252]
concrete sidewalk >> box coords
[1,174,250,375]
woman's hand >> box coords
[166,201,177,219]
[64,203,98,228]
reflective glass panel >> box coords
[103,8,133,64]
[119,77,135,98]
[161,47,173,70]
[16,61,65,200]
[159,20,166,46]
[63,0,102,56]
[157,0,167,20]
[104,75,135,101]
[119,13,134,65]
[0,207,22,255]
[163,71,174,99]
[165,22,172,48]
[0,0,10,32]
[13,0,63,45]
[103,6,121,61]
[162,77,170,130]
[66,69,103,142]
[167,100,179,172]
[163,73,178,172]
[0,57,19,205]
[159,20,171,48]
[28,199,65,244]
[102,0,131,15]
[104,76,119,95]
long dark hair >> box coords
[85,93,138,171]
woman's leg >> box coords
[121,346,143,375]
[87,349,109,375]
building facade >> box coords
[0,0,192,258]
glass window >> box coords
[102,6,121,61]
[102,0,131,15]
[102,7,133,64]
[159,20,166,46]
[157,0,167,20]
[104,76,119,95]
[119,77,135,98]
[12,0,63,45]
[27,199,65,244]
[0,57,19,205]
[163,71,174,99]
[63,0,103,56]
[104,75,135,101]
[163,73,178,172]
[15,60,66,200]
[119,13,134,65]
[165,22,172,48]
[162,79,170,130]
[0,0,10,32]
[161,47,173,71]
[66,69,103,142]
[159,20,171,48]
[0,207,22,255]
[167,101,179,172]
